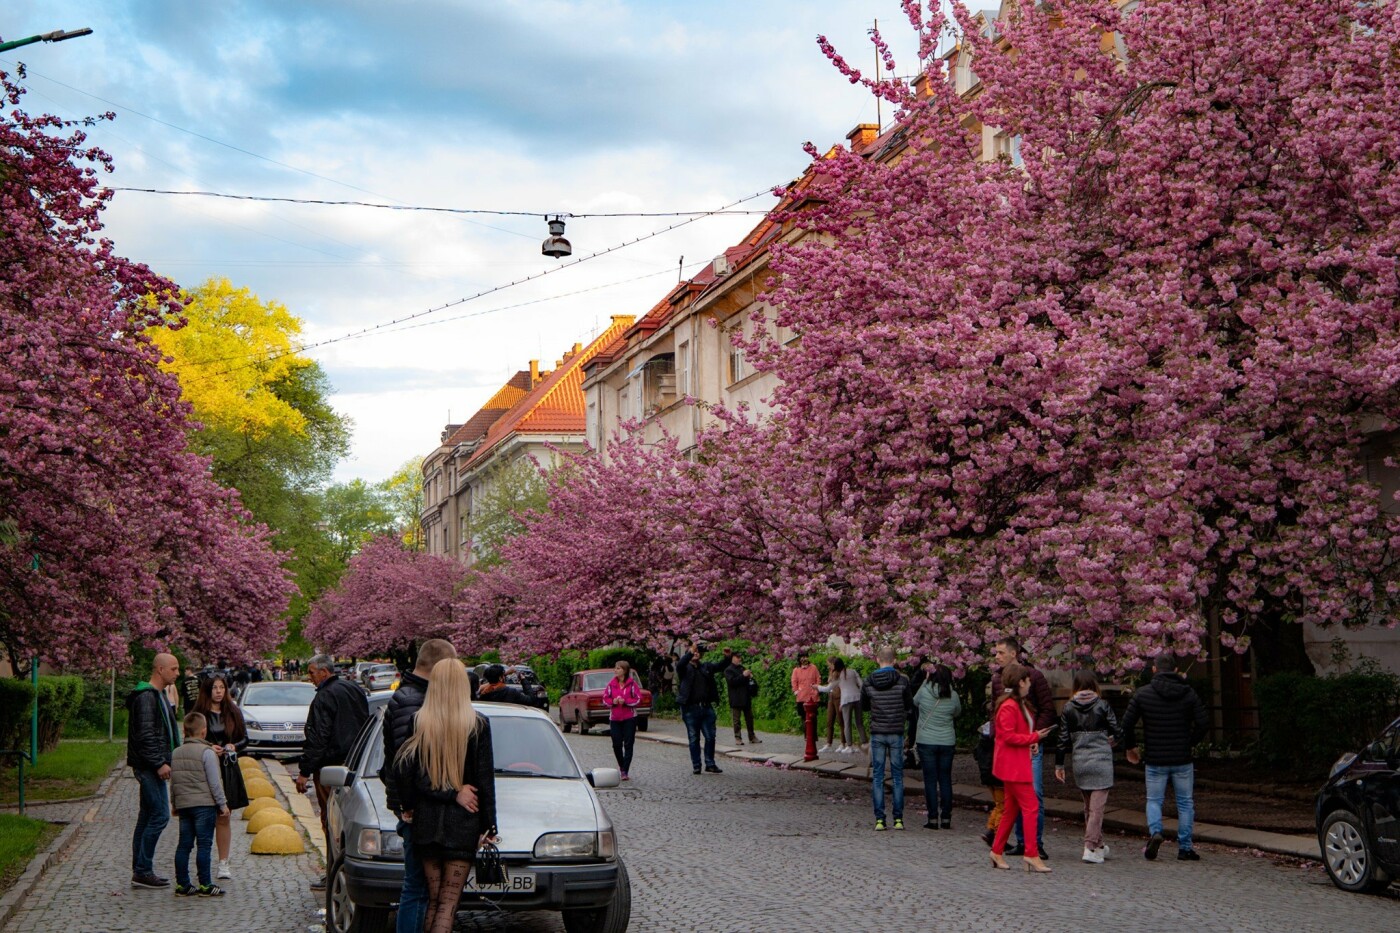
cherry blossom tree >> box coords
[0,68,293,672]
[305,535,466,659]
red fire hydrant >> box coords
[803,701,819,761]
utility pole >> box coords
[0,28,93,54]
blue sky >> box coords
[4,1,923,482]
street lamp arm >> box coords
[0,27,93,54]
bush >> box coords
[68,671,139,739]
[525,651,586,703]
[0,679,35,756]
[1254,669,1400,773]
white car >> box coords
[241,681,317,757]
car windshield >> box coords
[581,672,613,691]
[370,666,396,675]
[242,683,315,706]
[360,715,578,780]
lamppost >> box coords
[0,27,93,54]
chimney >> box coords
[529,359,540,384]
[912,70,936,100]
[846,123,880,150]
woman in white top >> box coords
[818,658,866,753]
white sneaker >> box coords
[1096,845,1111,861]
[818,744,832,753]
[839,745,852,754]
[216,860,231,879]
[1081,847,1104,864]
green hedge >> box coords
[0,676,85,758]
[1255,669,1400,773]
[587,647,656,676]
[0,680,36,756]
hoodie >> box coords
[125,681,178,771]
[860,667,913,735]
[1119,673,1208,766]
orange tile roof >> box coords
[463,317,634,469]
[442,370,534,448]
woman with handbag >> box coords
[194,672,248,880]
[394,659,498,933]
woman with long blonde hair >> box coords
[393,659,497,933]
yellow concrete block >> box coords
[238,757,263,774]
[250,823,305,854]
[247,807,296,834]
[244,778,276,799]
[241,797,285,820]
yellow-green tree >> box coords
[382,457,425,550]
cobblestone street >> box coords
[10,734,1400,933]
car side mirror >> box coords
[319,766,355,789]
[589,768,621,789]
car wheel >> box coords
[636,717,648,733]
[578,712,592,736]
[1322,809,1393,894]
[327,855,393,933]
[560,711,574,733]
[562,857,631,933]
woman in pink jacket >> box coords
[989,663,1055,873]
[602,661,643,780]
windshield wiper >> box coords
[494,768,573,778]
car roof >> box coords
[364,693,549,721]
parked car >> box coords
[558,669,651,735]
[321,697,631,933]
[508,665,550,709]
[1316,715,1400,893]
[241,681,317,758]
[363,665,398,692]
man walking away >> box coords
[862,646,913,831]
[380,639,465,933]
[126,652,182,889]
[297,654,369,891]
[990,636,1055,858]
[1120,653,1209,861]
[677,642,727,775]
[724,651,761,745]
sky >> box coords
[5,1,925,483]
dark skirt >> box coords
[415,841,478,861]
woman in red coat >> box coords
[990,663,1054,872]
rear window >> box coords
[242,683,315,706]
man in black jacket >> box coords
[677,643,727,775]
[1121,653,1209,861]
[477,664,533,705]
[126,652,182,889]
[723,652,761,746]
[379,640,472,933]
[861,646,913,831]
[296,654,369,890]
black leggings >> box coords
[610,718,637,773]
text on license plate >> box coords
[273,733,301,742]
[463,871,535,894]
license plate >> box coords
[273,733,301,742]
[463,870,535,895]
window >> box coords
[617,385,629,422]
[994,131,1023,168]
[677,341,690,396]
[642,353,676,414]
[728,336,750,385]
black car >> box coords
[1316,715,1400,893]
[509,665,550,710]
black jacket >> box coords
[477,682,533,706]
[677,652,726,706]
[861,668,913,735]
[723,663,758,709]
[393,718,497,853]
[1054,695,1121,766]
[125,682,179,771]
[1119,673,1208,766]
[380,669,429,814]
[300,674,369,777]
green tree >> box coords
[320,480,398,565]
[467,460,551,567]
[382,457,425,551]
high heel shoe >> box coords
[1023,856,1052,873]
[989,852,1010,870]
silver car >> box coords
[321,697,631,933]
[241,681,316,757]
[364,665,398,692]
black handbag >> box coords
[474,838,505,886]
[220,753,250,810]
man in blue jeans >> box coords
[677,643,727,775]
[862,646,913,831]
[124,652,181,889]
[1120,653,1209,861]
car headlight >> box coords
[356,828,404,858]
[244,719,262,731]
[533,832,602,859]
[1330,752,1358,778]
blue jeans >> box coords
[396,820,427,933]
[917,744,955,820]
[870,734,905,820]
[681,705,717,769]
[131,767,170,876]
[175,805,217,888]
[1145,763,1195,851]
[1014,745,1045,850]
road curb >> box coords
[633,730,1321,861]
[0,762,123,929]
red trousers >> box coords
[991,780,1040,858]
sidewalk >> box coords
[635,717,1321,861]
[1,761,323,933]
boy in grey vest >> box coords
[170,712,228,896]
